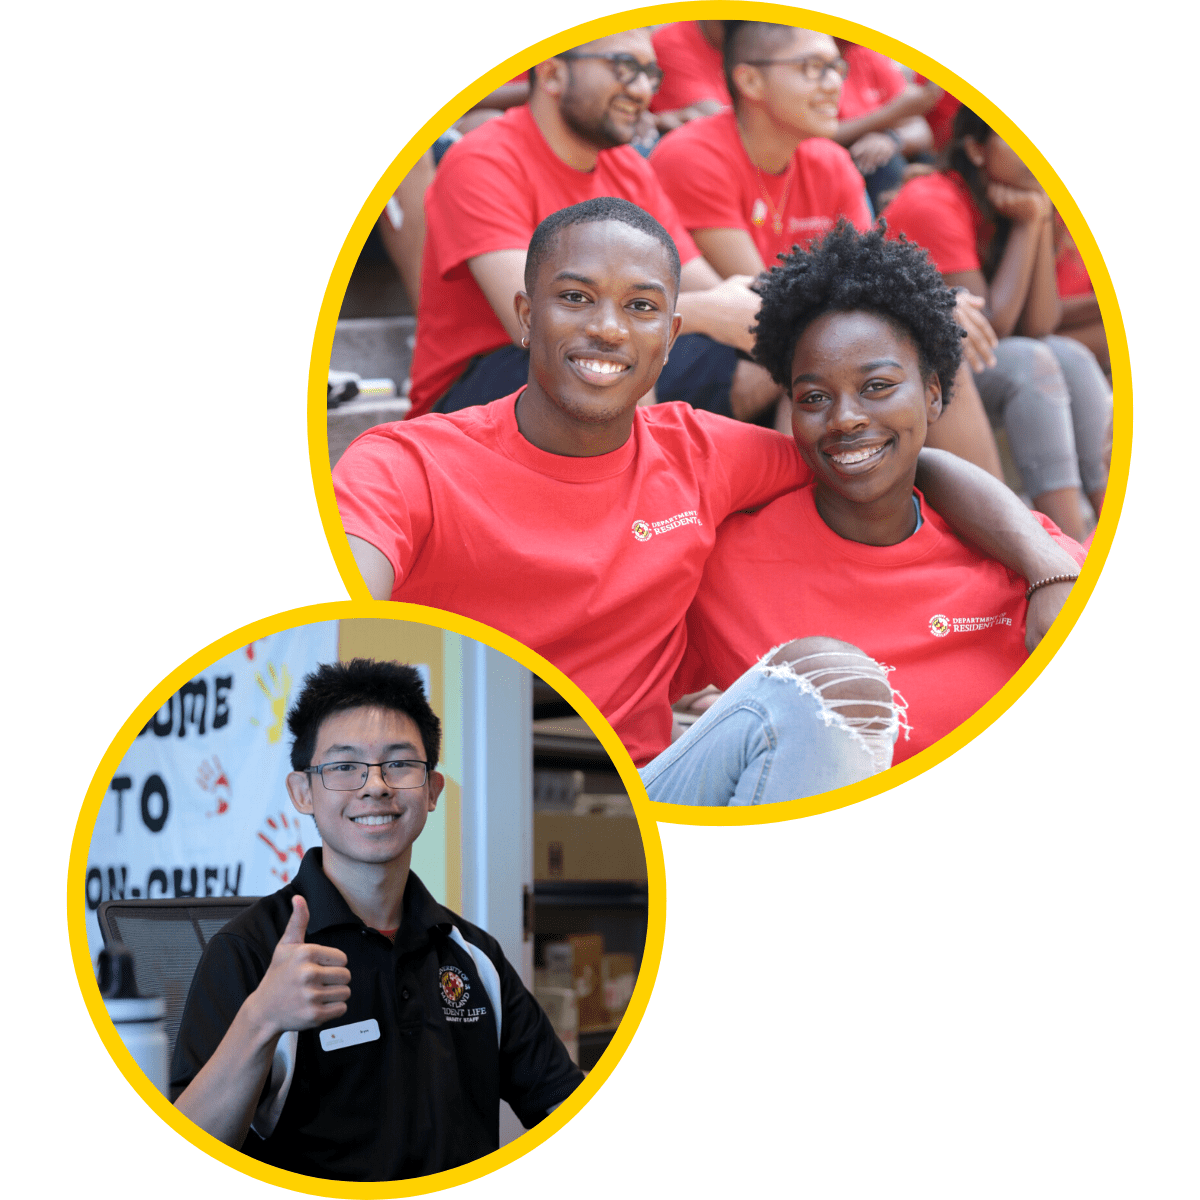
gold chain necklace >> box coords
[753,160,795,237]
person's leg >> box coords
[922,361,1005,479]
[655,334,784,421]
[1043,334,1113,519]
[639,637,900,807]
[434,344,530,413]
[973,338,1087,540]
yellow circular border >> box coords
[306,4,1131,830]
[67,600,667,1197]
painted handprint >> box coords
[196,754,232,816]
[251,661,292,744]
[258,810,306,884]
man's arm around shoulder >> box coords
[915,448,1084,651]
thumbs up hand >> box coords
[248,895,351,1036]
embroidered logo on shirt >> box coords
[439,966,469,1007]
[632,510,703,541]
[751,198,767,227]
[930,612,1012,636]
[439,964,489,1024]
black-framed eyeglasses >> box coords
[742,54,849,82]
[305,760,429,790]
[559,51,665,94]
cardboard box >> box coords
[534,812,646,881]
[601,952,636,1022]
[544,933,608,1029]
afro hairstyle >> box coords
[752,219,965,405]
[287,658,441,773]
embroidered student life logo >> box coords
[751,198,767,227]
[632,520,652,542]
[929,614,951,637]
[439,966,469,1008]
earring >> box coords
[521,336,529,348]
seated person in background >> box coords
[650,22,871,280]
[649,223,1084,804]
[648,20,731,131]
[650,21,1002,464]
[336,197,1086,777]
[832,40,941,211]
[172,659,583,1181]
[1052,209,1110,377]
[884,106,1112,540]
[408,26,779,423]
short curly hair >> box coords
[287,658,441,772]
[752,220,964,405]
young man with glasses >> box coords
[650,22,871,282]
[171,659,582,1181]
[408,26,787,423]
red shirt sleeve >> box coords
[839,47,908,121]
[332,425,436,591]
[423,138,537,280]
[1031,510,1088,568]
[885,175,980,274]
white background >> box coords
[6,1,1194,1196]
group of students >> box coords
[165,24,1106,1186]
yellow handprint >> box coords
[252,661,293,743]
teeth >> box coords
[353,815,397,826]
[830,445,884,465]
[575,358,627,375]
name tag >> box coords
[319,1018,380,1051]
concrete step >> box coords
[328,316,416,467]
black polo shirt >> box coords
[171,848,582,1181]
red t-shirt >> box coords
[650,109,872,268]
[884,170,988,274]
[333,392,811,766]
[408,106,702,417]
[649,21,731,114]
[676,486,1086,764]
[1053,211,1093,298]
[838,44,907,121]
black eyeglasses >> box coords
[742,54,849,82]
[559,51,665,94]
[305,760,429,790]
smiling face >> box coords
[517,218,680,433]
[558,29,657,149]
[741,27,842,140]
[285,705,443,877]
[789,310,942,542]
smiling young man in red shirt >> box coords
[650,22,871,281]
[334,198,1084,793]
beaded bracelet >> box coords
[1025,574,1079,601]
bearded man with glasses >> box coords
[171,658,582,1181]
[408,26,791,423]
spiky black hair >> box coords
[287,658,441,771]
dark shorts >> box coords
[434,334,740,419]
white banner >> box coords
[84,622,341,958]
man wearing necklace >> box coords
[652,222,1085,798]
[649,22,871,281]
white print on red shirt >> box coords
[929,612,1013,637]
[632,510,703,540]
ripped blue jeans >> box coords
[639,646,901,807]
